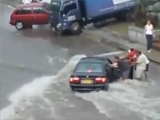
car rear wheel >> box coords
[102,84,109,91]
[70,87,75,92]
[15,21,24,30]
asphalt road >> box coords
[0,4,160,120]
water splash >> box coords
[75,80,160,120]
[0,55,86,120]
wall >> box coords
[128,26,160,45]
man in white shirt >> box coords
[143,53,150,79]
[134,51,148,80]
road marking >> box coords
[7,5,14,9]
[94,51,123,57]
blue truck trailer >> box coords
[48,0,137,35]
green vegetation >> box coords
[133,0,160,29]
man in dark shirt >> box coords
[110,56,131,80]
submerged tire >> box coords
[102,83,109,91]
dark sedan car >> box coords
[69,57,121,91]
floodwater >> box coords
[0,3,160,120]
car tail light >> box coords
[95,77,107,83]
[69,77,80,83]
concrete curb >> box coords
[106,27,160,52]
[100,37,160,65]
[153,40,160,51]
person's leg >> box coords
[145,64,149,71]
[147,35,153,51]
[146,35,150,51]
[135,68,144,80]
[144,64,149,80]
[144,72,148,80]
[128,66,133,79]
[150,35,153,50]
[122,70,130,80]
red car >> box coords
[9,2,49,30]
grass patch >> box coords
[101,21,135,35]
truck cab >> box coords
[48,0,83,35]
[48,0,137,35]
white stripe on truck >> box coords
[113,0,132,5]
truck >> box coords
[48,0,137,35]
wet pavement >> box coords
[0,3,160,120]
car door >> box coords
[107,59,121,81]
[32,7,48,25]
[17,7,33,25]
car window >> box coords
[62,1,77,15]
[75,62,103,73]
[50,1,61,12]
[33,7,46,14]
[15,7,32,15]
[43,3,50,11]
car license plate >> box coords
[81,79,93,84]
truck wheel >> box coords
[70,87,75,92]
[70,22,82,35]
[93,22,101,28]
[15,21,24,30]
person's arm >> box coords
[109,63,118,68]
[136,56,144,65]
[122,51,130,60]
[144,25,146,34]
[152,24,155,36]
[131,56,143,65]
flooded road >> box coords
[0,3,160,120]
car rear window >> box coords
[33,7,46,14]
[43,3,50,11]
[75,62,103,73]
